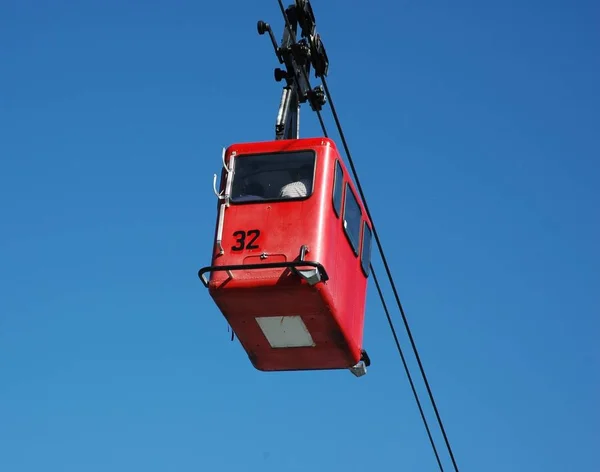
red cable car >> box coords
[199,137,372,375]
[198,1,372,376]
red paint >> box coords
[203,137,371,372]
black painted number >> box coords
[231,229,261,251]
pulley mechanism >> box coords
[257,0,329,140]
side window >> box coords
[343,183,362,256]
[332,160,344,217]
[361,222,372,276]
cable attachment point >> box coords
[306,85,326,112]
[291,41,310,66]
[295,0,316,38]
[259,0,328,139]
[293,0,328,77]
[310,34,329,77]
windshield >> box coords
[230,150,316,203]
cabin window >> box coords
[332,160,344,217]
[361,222,372,276]
[230,150,315,203]
[343,183,362,256]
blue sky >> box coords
[1,1,598,470]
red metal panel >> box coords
[204,137,370,372]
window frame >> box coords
[332,160,344,218]
[229,149,317,204]
[360,221,373,277]
[342,182,362,257]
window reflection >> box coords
[343,183,362,255]
[230,150,315,203]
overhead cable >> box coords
[274,3,461,471]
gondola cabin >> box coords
[199,137,372,376]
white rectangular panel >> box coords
[255,316,316,348]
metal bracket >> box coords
[214,149,235,255]
[198,245,328,287]
[349,350,371,377]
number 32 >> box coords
[231,229,261,251]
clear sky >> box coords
[1,1,598,471]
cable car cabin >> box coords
[198,137,373,376]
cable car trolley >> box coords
[198,0,372,377]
